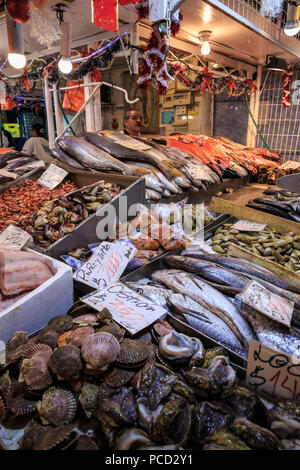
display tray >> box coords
[0,249,73,344]
[209,197,300,289]
[119,255,247,370]
[0,166,43,194]
[18,170,145,260]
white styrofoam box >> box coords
[0,250,74,345]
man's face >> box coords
[124,110,143,136]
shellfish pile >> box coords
[17,183,122,248]
[0,303,300,450]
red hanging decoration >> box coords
[6,0,31,23]
[200,67,213,95]
[119,0,142,5]
[171,10,183,37]
[20,76,31,92]
[244,79,257,92]
[92,0,118,32]
[282,65,293,108]
[137,24,168,95]
[226,77,236,97]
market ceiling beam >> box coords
[25,23,131,62]
[137,21,257,74]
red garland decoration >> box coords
[137,24,168,95]
[171,10,183,37]
[6,0,31,23]
[200,67,213,95]
[282,65,293,108]
[20,76,30,92]
[226,77,236,97]
[42,59,58,78]
[244,79,257,92]
[136,1,149,19]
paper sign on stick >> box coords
[82,281,167,334]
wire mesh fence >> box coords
[255,67,300,161]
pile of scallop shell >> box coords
[0,302,300,451]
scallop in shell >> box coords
[72,315,99,327]
[47,315,73,334]
[57,331,72,348]
[33,423,76,450]
[0,371,11,397]
[0,393,7,422]
[67,301,90,318]
[21,343,53,359]
[104,367,134,388]
[6,331,28,362]
[99,322,125,342]
[37,328,60,349]
[49,346,82,380]
[65,327,94,348]
[37,387,77,426]
[75,436,99,450]
[81,332,120,371]
[79,383,99,419]
[116,339,150,369]
[20,350,53,390]
[7,396,37,416]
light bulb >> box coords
[201,41,211,56]
[58,57,73,74]
[8,53,26,69]
[284,24,300,36]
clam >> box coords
[67,301,91,318]
[33,423,76,450]
[150,394,192,446]
[231,418,282,450]
[114,428,152,450]
[281,439,300,450]
[20,350,53,390]
[137,397,164,431]
[203,430,251,450]
[263,399,300,438]
[59,223,76,236]
[65,326,94,348]
[49,345,82,380]
[192,401,233,444]
[37,328,60,349]
[81,332,120,371]
[99,322,124,341]
[116,339,150,369]
[48,315,73,334]
[159,332,203,364]
[203,347,228,368]
[152,321,174,342]
[79,383,99,419]
[37,387,77,426]
[72,315,99,327]
[207,355,236,388]
[104,367,134,388]
[138,361,177,410]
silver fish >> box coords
[130,162,181,194]
[239,303,300,356]
[151,269,256,348]
[56,136,132,175]
[145,189,162,201]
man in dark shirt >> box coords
[123,109,143,136]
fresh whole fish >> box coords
[124,162,164,193]
[181,251,300,295]
[151,269,256,347]
[56,136,133,175]
[146,189,161,201]
[238,302,300,356]
[126,280,244,352]
[128,162,181,194]
[51,148,85,170]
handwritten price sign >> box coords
[37,164,68,190]
[82,281,167,334]
[0,225,32,250]
[74,240,136,290]
[246,340,300,402]
[231,220,267,232]
[238,280,294,327]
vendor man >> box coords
[123,109,143,136]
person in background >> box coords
[1,126,15,149]
[123,109,143,136]
[22,123,55,165]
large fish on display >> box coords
[126,281,244,352]
[51,148,85,170]
[101,131,191,188]
[151,269,256,348]
[56,136,133,175]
